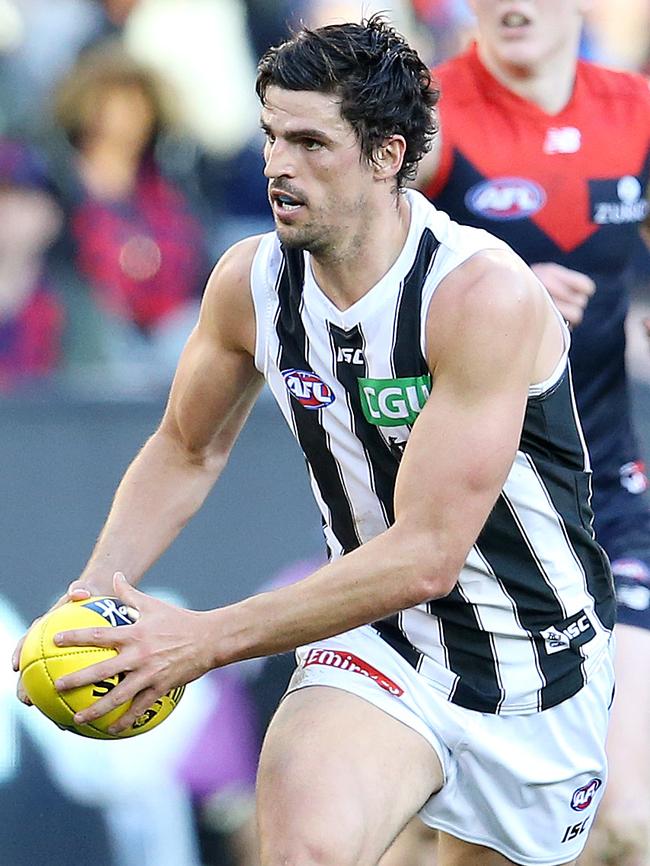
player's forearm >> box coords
[79,428,226,593]
[201,523,460,667]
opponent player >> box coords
[14,17,615,866]
[416,3,650,862]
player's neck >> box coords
[309,192,411,311]
[476,42,579,115]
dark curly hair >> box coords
[256,14,439,187]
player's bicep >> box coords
[161,239,264,460]
[393,255,542,568]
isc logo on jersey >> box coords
[282,369,335,409]
[465,177,546,220]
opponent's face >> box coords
[469,0,589,69]
[261,86,374,255]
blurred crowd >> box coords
[1,0,647,397]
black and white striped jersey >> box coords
[249,188,615,715]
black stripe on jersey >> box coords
[328,322,399,525]
[391,228,439,378]
[372,228,440,663]
[475,493,586,710]
[373,614,423,670]
[521,373,615,631]
[427,587,504,713]
[275,247,362,553]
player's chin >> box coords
[275,225,311,250]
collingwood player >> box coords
[14,16,615,866]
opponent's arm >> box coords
[56,250,559,732]
[530,262,595,328]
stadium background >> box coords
[1,1,649,865]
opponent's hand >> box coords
[12,581,100,705]
[52,572,212,734]
[531,263,595,328]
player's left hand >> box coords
[52,572,213,733]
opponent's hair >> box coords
[256,14,439,187]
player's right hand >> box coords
[12,581,97,705]
[531,263,595,328]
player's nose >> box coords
[264,139,295,179]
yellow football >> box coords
[19,596,184,739]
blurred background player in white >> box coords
[416,2,650,863]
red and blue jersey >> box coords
[425,43,650,541]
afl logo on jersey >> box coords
[282,369,335,409]
[465,177,546,220]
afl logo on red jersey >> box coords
[465,177,546,220]
[282,369,335,409]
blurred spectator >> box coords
[408,0,475,62]
[0,0,106,135]
[123,0,259,157]
[49,46,208,390]
[0,138,64,392]
[584,0,650,68]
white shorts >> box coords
[286,624,614,866]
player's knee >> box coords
[260,838,366,866]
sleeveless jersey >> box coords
[250,188,614,715]
[425,44,650,532]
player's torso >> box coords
[428,45,650,273]
[250,190,614,715]
[428,46,650,481]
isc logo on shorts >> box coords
[304,648,404,696]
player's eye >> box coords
[303,139,323,151]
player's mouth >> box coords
[270,188,307,219]
[500,10,532,31]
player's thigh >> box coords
[438,832,576,866]
[256,684,444,866]
[604,623,650,808]
[379,817,438,866]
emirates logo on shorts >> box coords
[304,648,404,696]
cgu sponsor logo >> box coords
[83,597,135,627]
[539,610,596,655]
[465,177,546,220]
[304,648,404,696]
[571,778,602,812]
[358,374,431,427]
[282,369,335,409]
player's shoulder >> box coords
[578,58,650,104]
[449,247,536,305]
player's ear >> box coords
[372,136,406,181]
